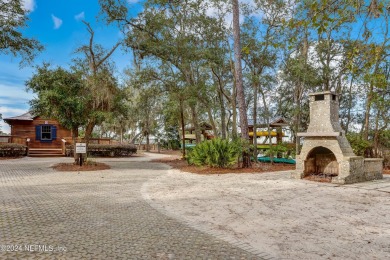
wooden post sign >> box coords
[75,143,87,166]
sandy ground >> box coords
[143,168,390,260]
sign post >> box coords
[75,143,87,166]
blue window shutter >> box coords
[35,125,41,140]
[52,126,57,140]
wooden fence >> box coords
[0,135,27,145]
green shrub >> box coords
[265,143,290,158]
[0,143,27,157]
[346,133,373,156]
[187,138,241,168]
[66,144,137,157]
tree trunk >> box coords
[72,127,79,164]
[180,98,186,158]
[130,132,142,144]
[294,84,302,156]
[232,90,238,139]
[206,106,217,137]
[146,131,150,152]
[260,88,272,164]
[295,27,309,156]
[211,68,228,139]
[363,83,374,141]
[218,90,227,139]
[252,78,258,160]
[232,0,250,167]
[83,120,95,162]
[84,120,95,144]
[230,58,238,139]
[189,103,201,143]
[373,108,380,157]
[344,76,355,134]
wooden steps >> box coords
[28,148,64,157]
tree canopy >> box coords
[0,0,43,64]
[22,0,390,163]
[26,64,88,138]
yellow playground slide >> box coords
[249,131,285,137]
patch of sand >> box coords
[143,169,390,259]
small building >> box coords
[3,112,72,156]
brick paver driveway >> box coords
[0,154,265,259]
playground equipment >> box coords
[248,117,289,147]
[249,117,296,163]
[257,156,296,164]
[181,122,214,143]
[248,131,285,137]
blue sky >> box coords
[0,0,142,133]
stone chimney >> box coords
[307,92,343,133]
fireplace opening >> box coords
[304,146,339,182]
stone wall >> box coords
[333,156,365,184]
[364,158,383,181]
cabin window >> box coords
[315,94,325,101]
[35,125,57,142]
[41,125,52,140]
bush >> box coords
[0,143,27,157]
[187,138,241,168]
[265,143,291,158]
[346,133,373,157]
[66,144,137,157]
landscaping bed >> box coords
[0,143,27,157]
[52,161,110,171]
[151,151,295,174]
[66,144,137,157]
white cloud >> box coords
[22,0,36,12]
[0,84,34,101]
[0,59,34,134]
[74,11,85,21]
[0,107,27,115]
[51,14,63,29]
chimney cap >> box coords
[309,91,338,96]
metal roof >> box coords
[248,117,289,127]
[3,112,35,123]
[185,122,213,131]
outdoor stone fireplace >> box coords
[293,91,383,184]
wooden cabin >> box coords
[3,112,72,156]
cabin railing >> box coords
[61,137,114,145]
[1,135,116,156]
[0,135,28,145]
[1,135,115,146]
